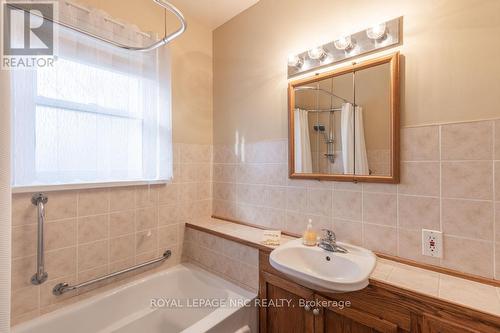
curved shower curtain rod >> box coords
[7,0,187,52]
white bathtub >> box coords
[12,263,258,333]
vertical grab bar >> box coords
[31,193,48,285]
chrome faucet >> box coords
[318,229,348,253]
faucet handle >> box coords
[320,229,336,242]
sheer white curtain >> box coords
[11,1,172,187]
[341,103,369,175]
[294,108,312,173]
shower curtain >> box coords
[0,66,12,331]
[340,103,369,175]
[294,108,313,173]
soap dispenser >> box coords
[302,219,317,246]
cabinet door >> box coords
[314,295,399,333]
[260,271,315,333]
[422,314,481,333]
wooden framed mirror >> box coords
[288,52,400,183]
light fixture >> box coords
[287,17,401,78]
[334,36,355,52]
[366,23,387,41]
[307,46,327,60]
[287,54,304,68]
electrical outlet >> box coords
[422,229,442,258]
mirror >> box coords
[288,52,399,183]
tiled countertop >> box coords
[187,217,500,317]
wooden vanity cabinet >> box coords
[259,251,500,333]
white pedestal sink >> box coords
[269,238,376,292]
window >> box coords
[11,5,172,188]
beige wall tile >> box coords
[238,184,267,206]
[46,247,77,280]
[495,162,500,197]
[266,186,287,209]
[78,215,108,244]
[237,164,265,185]
[46,191,77,221]
[158,225,179,248]
[109,187,136,212]
[286,187,308,212]
[442,199,493,240]
[442,161,493,200]
[136,207,158,231]
[158,204,181,226]
[362,193,397,226]
[179,182,198,202]
[362,183,397,193]
[333,182,362,191]
[136,229,158,254]
[12,193,37,226]
[45,219,77,251]
[12,225,36,259]
[495,120,500,160]
[11,256,36,290]
[442,236,493,278]
[78,189,109,216]
[307,188,332,217]
[333,219,362,246]
[497,202,500,242]
[110,235,135,262]
[399,162,440,196]
[157,183,179,204]
[78,240,108,272]
[135,185,158,208]
[196,182,212,201]
[109,211,135,237]
[213,182,237,201]
[333,190,362,221]
[11,286,39,318]
[496,243,500,280]
[398,195,440,230]
[363,224,397,255]
[441,121,493,160]
[213,165,237,183]
[401,126,439,161]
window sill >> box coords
[12,179,170,194]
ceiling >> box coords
[170,0,259,30]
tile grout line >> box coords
[492,121,496,280]
[438,125,443,267]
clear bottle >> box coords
[302,219,317,246]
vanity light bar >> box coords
[287,17,402,78]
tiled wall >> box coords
[10,143,212,325]
[182,228,259,292]
[212,119,500,281]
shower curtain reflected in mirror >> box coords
[294,108,312,173]
[341,103,369,175]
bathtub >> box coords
[13,263,258,333]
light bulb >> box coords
[334,36,354,51]
[287,54,303,68]
[307,46,326,60]
[366,23,387,40]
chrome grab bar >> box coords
[31,193,49,285]
[53,250,172,295]
[7,0,186,52]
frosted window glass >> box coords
[11,9,171,187]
